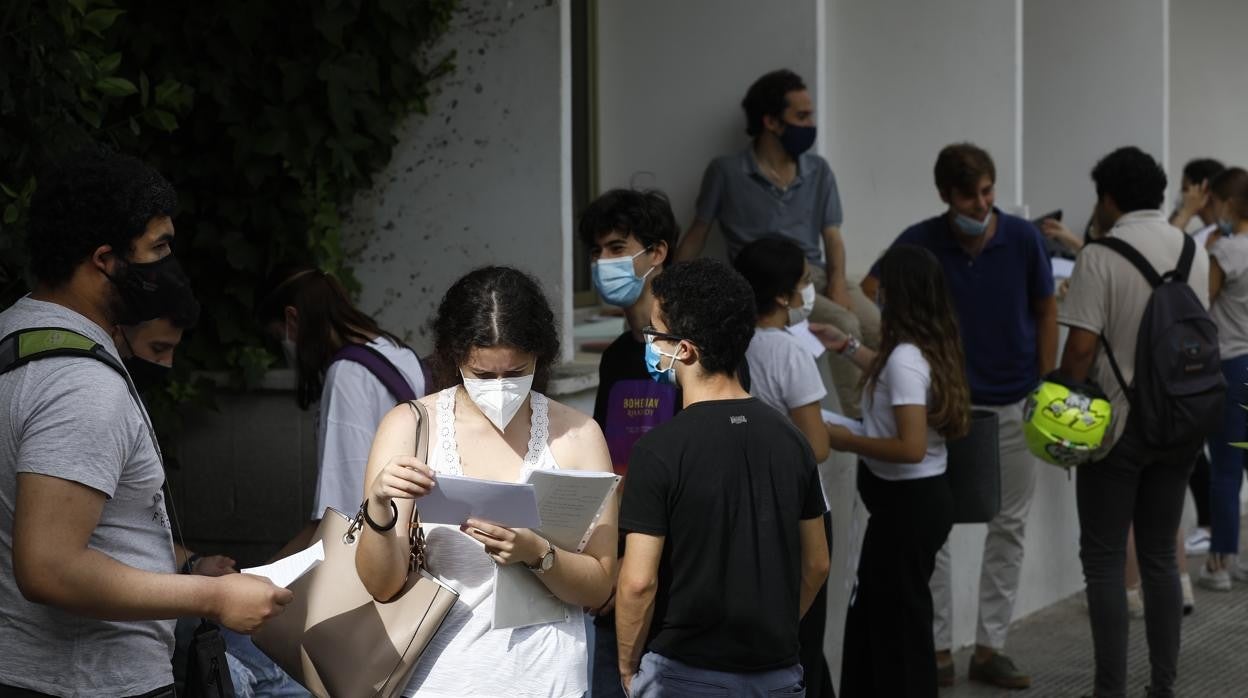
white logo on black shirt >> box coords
[730,415,747,425]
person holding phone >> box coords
[815,244,971,698]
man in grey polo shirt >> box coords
[675,69,879,415]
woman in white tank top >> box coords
[355,267,618,697]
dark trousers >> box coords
[1078,429,1194,698]
[840,465,953,698]
[797,511,835,698]
[1189,449,1211,529]
[0,685,175,698]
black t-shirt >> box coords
[619,397,826,672]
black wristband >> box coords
[362,499,399,532]
[180,553,202,575]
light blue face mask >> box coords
[1219,218,1236,236]
[592,248,654,307]
[954,210,993,237]
[644,340,679,385]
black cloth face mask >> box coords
[108,254,193,325]
[123,356,172,394]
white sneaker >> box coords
[1232,556,1248,583]
[1180,573,1195,616]
[1185,528,1211,556]
[1198,563,1232,591]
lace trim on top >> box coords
[434,386,550,476]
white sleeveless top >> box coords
[402,387,588,698]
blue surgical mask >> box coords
[779,123,816,159]
[1219,219,1236,236]
[592,248,654,307]
[954,210,993,237]
[644,340,679,385]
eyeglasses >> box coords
[641,326,686,345]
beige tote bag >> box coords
[253,400,458,697]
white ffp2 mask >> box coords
[461,373,535,432]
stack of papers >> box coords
[822,409,864,436]
[415,474,542,529]
[787,320,828,358]
[242,540,325,588]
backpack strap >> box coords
[1089,237,1164,288]
[1170,233,1197,283]
[331,342,417,402]
[0,327,128,380]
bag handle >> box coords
[406,400,432,574]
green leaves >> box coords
[94,76,137,97]
[83,8,125,37]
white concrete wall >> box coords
[824,0,1023,276]
[345,0,572,356]
[1169,0,1248,196]
[595,0,819,262]
[1023,0,1170,235]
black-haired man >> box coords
[0,149,291,697]
[616,258,829,697]
[675,68,879,416]
[1059,146,1211,698]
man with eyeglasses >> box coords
[615,258,829,697]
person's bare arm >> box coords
[1040,218,1084,253]
[823,225,851,308]
[1058,327,1099,385]
[1210,256,1226,302]
[828,404,928,464]
[674,220,711,262]
[1034,295,1059,375]
[860,274,880,306]
[1171,179,1210,231]
[790,402,831,463]
[616,532,664,693]
[355,403,436,602]
[798,516,830,618]
[14,473,290,632]
[808,322,877,371]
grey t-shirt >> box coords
[1210,233,1248,359]
[695,146,844,265]
[0,297,176,696]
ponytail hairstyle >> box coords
[863,245,971,439]
[257,266,404,409]
[430,266,560,391]
[1210,167,1248,223]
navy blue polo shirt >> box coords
[869,209,1054,405]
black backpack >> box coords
[1090,234,1225,452]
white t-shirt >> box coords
[312,336,426,518]
[860,343,947,481]
[1209,233,1248,359]
[746,327,827,414]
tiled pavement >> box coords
[943,562,1248,697]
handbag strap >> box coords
[406,400,431,573]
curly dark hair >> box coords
[651,258,756,376]
[742,69,806,138]
[733,236,805,317]
[430,266,560,391]
[1091,146,1167,213]
[866,245,971,439]
[27,146,177,287]
[934,143,996,198]
[577,188,679,263]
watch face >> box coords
[541,549,555,571]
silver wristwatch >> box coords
[840,335,861,357]
[525,539,556,575]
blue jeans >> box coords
[630,653,804,698]
[221,629,310,698]
[1208,354,1248,555]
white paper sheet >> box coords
[787,320,827,358]
[1051,257,1076,280]
[242,540,324,588]
[1192,223,1217,250]
[418,473,541,528]
[822,409,865,436]
[492,469,620,630]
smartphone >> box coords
[1032,209,1063,225]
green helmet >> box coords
[1023,379,1113,467]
